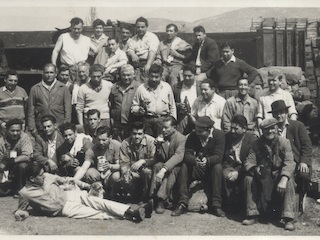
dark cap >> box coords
[267,100,290,114]
[260,118,278,129]
[194,116,214,128]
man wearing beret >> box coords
[242,118,296,231]
[269,100,312,212]
[171,116,225,217]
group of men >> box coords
[0,16,312,231]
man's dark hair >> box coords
[131,121,145,132]
[163,116,177,127]
[231,115,248,129]
[87,109,101,118]
[6,118,23,129]
[182,63,196,75]
[149,64,163,75]
[193,25,206,33]
[43,63,57,72]
[237,78,249,85]
[25,162,43,180]
[200,78,216,89]
[166,23,178,32]
[108,36,119,43]
[59,64,70,73]
[136,17,148,27]
[121,23,133,33]
[40,114,57,124]
[70,17,84,26]
[96,126,110,137]
[89,64,104,75]
[59,122,76,134]
[221,41,234,50]
[5,69,18,79]
[93,18,105,27]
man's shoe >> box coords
[171,203,187,217]
[210,207,225,217]
[132,207,145,222]
[155,200,165,214]
[284,220,295,231]
[242,217,258,225]
[141,199,153,218]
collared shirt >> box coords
[199,127,214,147]
[85,139,121,168]
[222,94,258,132]
[120,134,156,167]
[180,82,198,108]
[104,48,128,71]
[257,88,297,120]
[222,55,236,64]
[131,81,177,119]
[120,38,133,52]
[42,79,57,91]
[192,94,226,130]
[47,132,58,159]
[90,33,108,50]
[278,119,290,138]
[127,31,160,60]
[109,80,141,124]
[195,40,204,66]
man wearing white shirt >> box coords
[104,37,128,75]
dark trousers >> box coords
[177,162,223,208]
[7,162,28,192]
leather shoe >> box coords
[242,217,258,225]
[210,207,225,217]
[155,200,165,214]
[284,220,295,231]
[171,203,187,217]
[141,199,153,218]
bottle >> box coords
[184,96,191,114]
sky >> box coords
[0,0,319,31]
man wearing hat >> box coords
[270,99,312,212]
[242,118,296,231]
[257,69,297,128]
[171,116,226,217]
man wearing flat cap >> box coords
[242,118,296,231]
[270,99,312,212]
[171,116,226,217]
[257,69,297,128]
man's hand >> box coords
[14,210,29,221]
[156,168,166,183]
[143,64,151,75]
[61,154,73,162]
[0,163,6,171]
[277,176,288,195]
[195,157,207,169]
[169,49,179,57]
[68,158,80,168]
[47,159,58,172]
[298,163,309,173]
[131,54,140,65]
[131,159,146,172]
[227,171,239,182]
[254,166,262,177]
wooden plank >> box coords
[275,29,285,66]
[262,29,275,66]
[286,29,295,66]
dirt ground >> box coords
[1,147,320,236]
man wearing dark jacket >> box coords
[191,26,219,81]
[171,116,225,217]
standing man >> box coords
[191,25,219,81]
[173,64,201,135]
[127,17,159,83]
[191,79,226,130]
[33,114,65,174]
[51,17,97,66]
[222,78,258,135]
[171,116,225,217]
[28,63,71,134]
[242,118,296,231]
[76,64,113,128]
[109,64,140,140]
[57,122,93,177]
[157,24,192,87]
[0,69,28,134]
[257,69,297,127]
[207,42,258,99]
[131,64,177,137]
[74,126,121,194]
[119,121,156,202]
[120,24,133,52]
[150,116,186,214]
[57,65,72,87]
[88,18,108,65]
[269,100,312,211]
[0,119,33,194]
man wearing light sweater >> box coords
[76,64,113,129]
